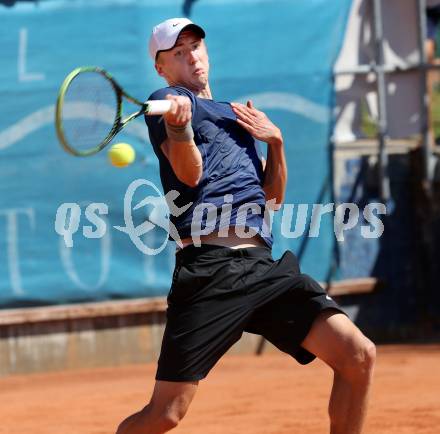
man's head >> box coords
[149,18,209,94]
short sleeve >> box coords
[144,87,195,154]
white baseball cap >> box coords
[149,18,205,60]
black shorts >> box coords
[156,244,345,382]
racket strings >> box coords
[61,72,118,151]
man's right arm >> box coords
[160,94,203,188]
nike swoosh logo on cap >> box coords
[172,23,179,27]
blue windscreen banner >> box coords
[0,0,353,307]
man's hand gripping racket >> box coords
[55,66,172,157]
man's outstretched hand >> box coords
[231,100,283,147]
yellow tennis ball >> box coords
[108,143,135,168]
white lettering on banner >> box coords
[190,203,217,247]
[235,203,261,239]
[142,241,156,284]
[0,208,35,295]
[361,203,387,238]
[18,28,45,82]
[55,202,109,246]
[334,203,360,242]
[59,216,111,291]
[54,203,82,248]
[309,203,335,237]
[167,241,175,273]
[83,203,108,238]
[260,199,276,238]
[53,179,389,261]
[114,179,176,254]
[218,194,233,238]
[280,204,309,238]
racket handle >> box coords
[145,100,172,115]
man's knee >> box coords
[132,405,182,433]
[134,379,197,433]
[156,410,180,432]
[151,393,192,432]
[116,398,190,434]
[337,335,376,381]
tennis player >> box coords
[116,18,376,434]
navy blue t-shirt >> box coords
[145,86,273,247]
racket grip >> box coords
[145,100,172,115]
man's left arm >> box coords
[231,101,287,211]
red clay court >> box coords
[1,344,439,434]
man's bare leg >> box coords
[301,311,376,434]
[116,380,198,434]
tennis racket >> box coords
[55,66,171,157]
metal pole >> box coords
[416,0,434,330]
[372,0,390,202]
[416,0,431,193]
